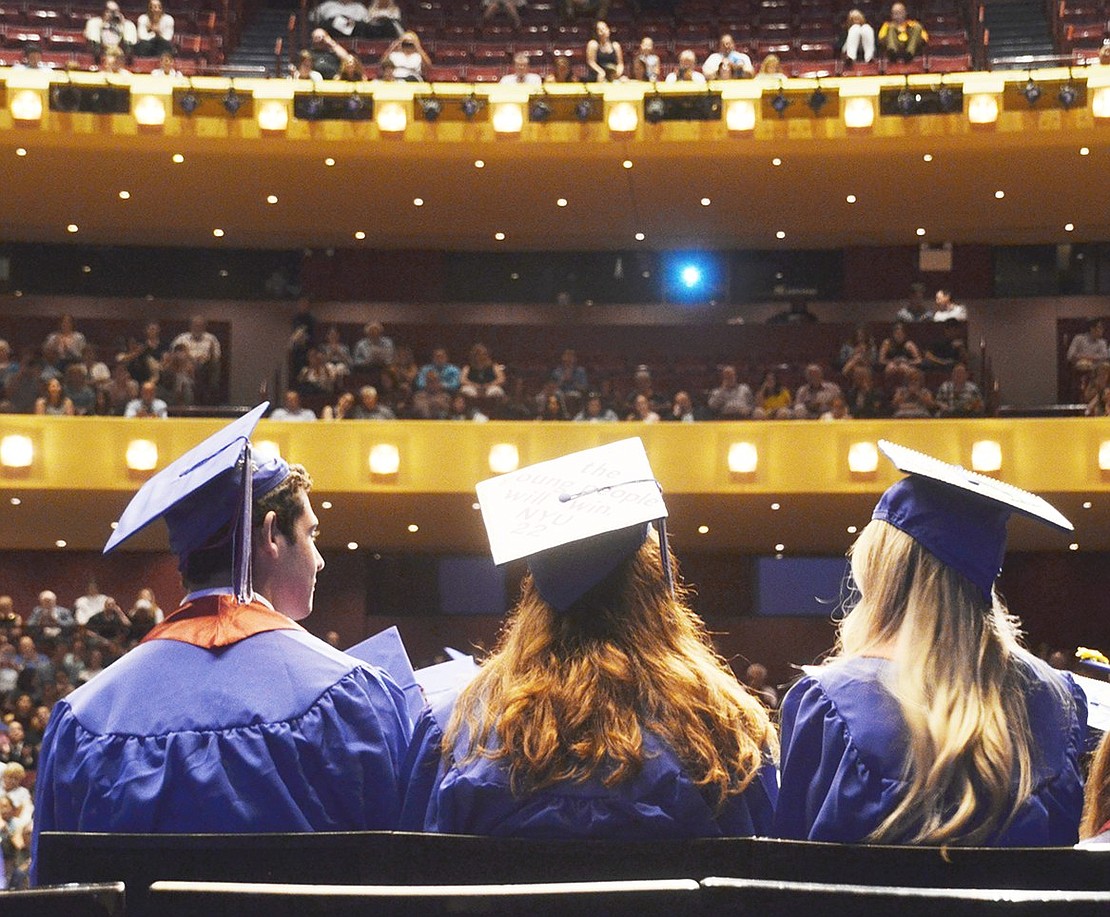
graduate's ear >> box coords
[257,509,282,559]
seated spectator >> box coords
[153,49,181,77]
[385,344,419,398]
[134,0,174,58]
[896,281,933,322]
[756,53,782,78]
[100,47,131,75]
[63,364,96,416]
[459,343,507,402]
[127,321,168,385]
[1088,385,1110,417]
[483,0,525,30]
[753,369,793,418]
[85,597,133,642]
[1083,363,1110,410]
[891,367,936,417]
[1067,318,1109,374]
[793,364,843,419]
[105,360,139,415]
[702,34,755,80]
[125,380,169,418]
[334,55,367,81]
[352,385,396,420]
[43,314,87,368]
[312,1,365,36]
[573,391,619,422]
[922,319,968,369]
[546,55,578,83]
[879,321,922,382]
[821,395,851,420]
[627,393,661,423]
[269,389,317,421]
[838,325,878,378]
[500,51,542,84]
[307,28,352,79]
[364,0,404,38]
[158,344,196,406]
[666,49,707,83]
[353,321,395,370]
[0,340,17,388]
[35,378,75,417]
[383,31,431,82]
[1100,41,1110,65]
[412,370,451,418]
[550,348,588,396]
[128,587,164,640]
[72,580,109,627]
[932,288,967,321]
[878,2,927,62]
[26,592,74,634]
[586,20,623,82]
[845,365,888,418]
[322,391,357,420]
[448,392,489,422]
[670,390,697,422]
[634,37,661,81]
[171,316,221,404]
[564,0,610,21]
[378,58,398,81]
[320,326,353,377]
[80,344,111,391]
[707,365,754,419]
[14,43,50,70]
[297,347,339,396]
[8,356,47,413]
[1081,729,1110,845]
[537,392,568,420]
[2,763,32,835]
[626,365,668,416]
[840,8,876,65]
[935,363,984,417]
[291,50,324,81]
[417,347,461,393]
[85,1,137,62]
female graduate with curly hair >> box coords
[402,440,777,838]
[774,441,1086,846]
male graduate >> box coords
[32,404,412,877]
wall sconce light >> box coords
[967,93,999,124]
[491,101,524,133]
[488,443,520,474]
[369,443,401,476]
[807,82,829,114]
[842,96,875,129]
[1099,440,1110,471]
[728,442,759,475]
[253,440,282,462]
[607,100,639,133]
[376,100,408,133]
[257,99,289,132]
[725,99,756,132]
[125,439,159,472]
[179,84,200,114]
[0,435,34,468]
[847,441,879,474]
[133,94,166,127]
[970,440,1002,473]
[11,89,44,121]
[1092,86,1110,119]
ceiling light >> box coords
[354,231,366,239]
[474,159,485,168]
[916,228,926,236]
[607,100,638,132]
[771,157,782,166]
[134,94,166,126]
[66,224,79,233]
[846,194,857,203]
[970,440,1002,472]
[488,443,519,473]
[923,153,933,162]
[55,539,67,548]
[727,442,758,474]
[775,230,786,239]
[1069,542,1079,551]
[634,232,645,241]
[368,443,400,476]
[15,147,28,157]
[847,442,879,474]
[771,502,780,510]
[842,96,874,129]
[491,101,525,133]
[125,439,159,472]
[556,198,567,207]
[376,101,407,133]
[774,543,785,552]
[1080,146,1091,155]
[321,501,333,509]
[82,265,92,273]
[407,523,420,533]
[994,190,1005,199]
[212,228,225,238]
[494,231,505,241]
[622,159,633,169]
[347,541,359,550]
[324,157,336,166]
[413,198,424,207]
[172,153,184,163]
[10,497,22,505]
[266,195,278,204]
[847,525,858,534]
[697,525,710,535]
[1083,501,1092,509]
[1065,222,1075,232]
[0,435,34,468]
[700,197,711,206]
[119,190,131,200]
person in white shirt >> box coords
[383,31,431,81]
[500,51,542,84]
[270,390,318,422]
[135,0,174,57]
[666,49,707,83]
[932,288,968,322]
[73,580,110,627]
[85,1,137,60]
[125,380,169,418]
[701,33,754,79]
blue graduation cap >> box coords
[104,403,289,603]
[872,440,1072,602]
[475,438,671,612]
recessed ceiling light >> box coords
[9,497,21,506]
[474,159,485,168]
[347,541,359,550]
[413,197,424,206]
[321,501,333,509]
[354,230,366,240]
[771,157,782,166]
[916,227,926,236]
[847,525,858,534]
[922,153,933,162]
[1069,542,1079,551]
[212,228,225,238]
[697,525,710,534]
[494,231,505,241]
[774,542,785,552]
[994,190,1005,199]
[15,148,27,157]
[266,194,278,204]
[556,198,567,207]
[1080,147,1090,156]
[407,523,420,533]
[110,521,118,529]
[700,197,711,206]
[846,194,857,204]
[622,159,633,169]
[510,272,520,280]
[770,502,780,510]
[82,265,92,273]
[1065,222,1075,232]
[55,539,67,548]
[66,223,79,233]
[1082,500,1092,509]
[634,231,645,241]
[324,157,336,166]
[775,230,786,239]
[171,153,184,163]
[472,502,480,510]
[118,190,131,200]
[218,269,229,277]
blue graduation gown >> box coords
[773,656,1087,845]
[32,595,412,881]
[400,696,777,839]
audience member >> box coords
[127,321,168,385]
[42,315,87,368]
[932,288,967,321]
[793,364,842,419]
[707,365,754,419]
[627,393,661,422]
[384,30,431,81]
[307,27,352,79]
[334,55,367,80]
[1083,362,1110,411]
[171,316,221,404]
[385,345,419,398]
[85,1,137,61]
[670,390,697,422]
[743,662,780,710]
[411,370,451,418]
[840,8,876,65]
[417,347,462,393]
[891,367,936,417]
[1081,730,1110,844]
[319,326,353,377]
[563,0,610,21]
[922,319,968,369]
[26,594,74,634]
[322,391,357,420]
[125,380,169,418]
[459,343,507,401]
[753,369,793,418]
[550,348,589,396]
[878,2,928,62]
[702,33,754,79]
[353,321,395,371]
[878,321,922,382]
[1100,41,1110,65]
[537,392,568,420]
[80,344,111,390]
[63,364,96,416]
[895,281,933,322]
[153,49,181,77]
[935,363,985,417]
[666,49,707,82]
[364,0,404,38]
[756,53,782,78]
[100,45,131,74]
[14,43,50,70]
[35,378,75,417]
[586,20,623,82]
[6,357,44,415]
[635,36,661,81]
[500,51,542,84]
[448,392,489,422]
[352,385,396,420]
[270,390,318,421]
[292,49,324,80]
[312,1,368,37]
[297,347,339,396]
[837,325,878,378]
[545,55,578,82]
[573,391,618,422]
[626,365,668,416]
[821,395,851,420]
[0,341,17,388]
[845,365,888,418]
[134,0,174,57]
[71,581,109,628]
[1066,318,1108,373]
[483,0,525,30]
[105,360,140,415]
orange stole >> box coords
[141,594,304,649]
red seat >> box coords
[1064,22,1107,47]
[757,40,794,59]
[48,29,85,50]
[466,63,504,81]
[432,44,471,64]
[792,59,839,77]
[796,40,836,59]
[884,57,927,73]
[926,52,970,72]
[472,45,510,62]
[425,64,461,82]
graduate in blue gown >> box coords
[32,404,412,881]
[774,440,1086,847]
[402,438,777,839]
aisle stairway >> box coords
[983,0,1055,67]
[225,7,291,76]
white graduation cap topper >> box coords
[476,438,668,567]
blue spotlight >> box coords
[680,265,702,289]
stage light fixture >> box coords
[223,86,243,115]
[644,95,665,122]
[770,86,791,116]
[461,93,483,119]
[420,97,443,121]
[895,78,917,115]
[530,97,552,121]
[369,444,400,476]
[807,82,827,114]
[728,442,759,474]
[10,89,43,121]
[179,86,199,114]
[574,96,594,120]
[1022,73,1042,106]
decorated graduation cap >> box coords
[872,440,1072,602]
[475,438,670,611]
[103,402,290,603]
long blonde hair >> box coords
[832,519,1071,845]
[1081,731,1110,839]
[443,537,775,809]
